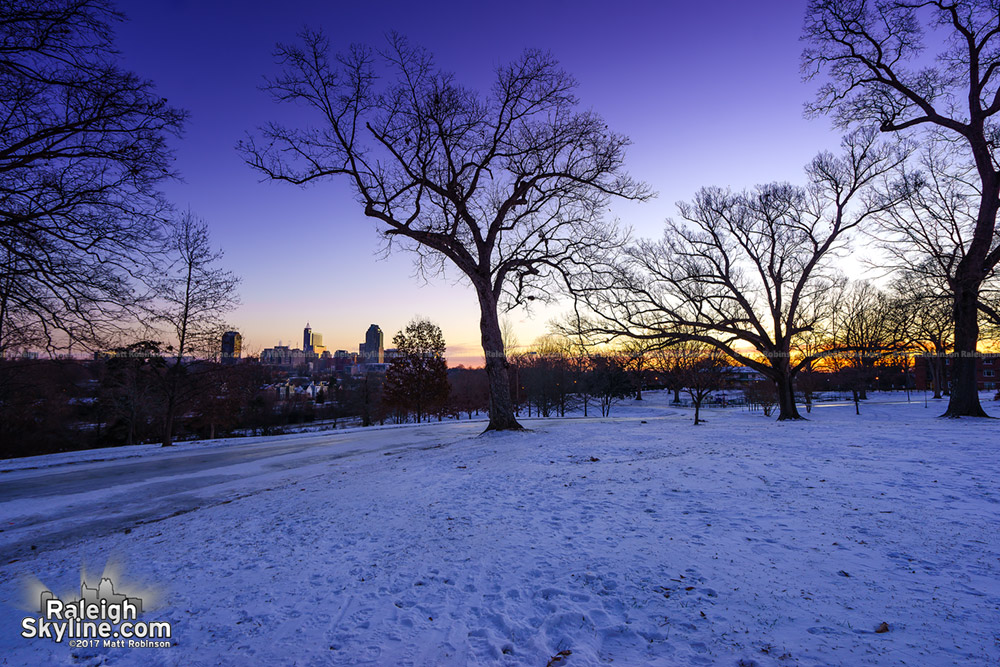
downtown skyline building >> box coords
[359,324,384,363]
[221,331,242,364]
[261,323,385,369]
[303,324,325,356]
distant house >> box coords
[726,366,766,384]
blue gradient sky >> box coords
[114,0,848,366]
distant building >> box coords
[260,345,307,367]
[311,332,326,356]
[359,324,384,363]
[333,349,356,373]
[914,354,997,391]
[221,331,242,364]
[302,323,327,356]
[303,324,313,353]
[726,366,766,384]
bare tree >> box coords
[891,268,955,398]
[649,345,686,405]
[154,212,240,446]
[589,352,632,418]
[803,0,1000,417]
[982,277,1000,337]
[618,338,659,401]
[0,0,186,355]
[830,281,909,400]
[572,131,904,420]
[241,33,647,430]
[448,366,489,419]
[671,342,730,426]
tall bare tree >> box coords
[571,130,904,420]
[0,0,186,355]
[154,212,240,446]
[804,0,1000,417]
[241,32,647,430]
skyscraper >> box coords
[363,324,383,363]
[310,332,325,355]
[303,324,313,353]
[221,331,242,364]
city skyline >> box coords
[110,1,855,367]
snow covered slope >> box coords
[1,394,997,665]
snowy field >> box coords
[1,392,998,666]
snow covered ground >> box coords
[1,392,998,666]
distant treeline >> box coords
[1,339,928,458]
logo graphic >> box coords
[20,566,171,648]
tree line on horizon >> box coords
[3,317,943,458]
[2,0,1000,452]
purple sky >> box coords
[114,0,845,366]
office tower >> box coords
[311,332,325,355]
[303,324,313,353]
[221,331,242,364]
[364,324,383,363]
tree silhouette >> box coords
[0,0,186,354]
[383,319,450,423]
[242,33,647,430]
[153,213,240,446]
[572,131,904,420]
[804,0,1000,417]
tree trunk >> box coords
[476,285,523,431]
[943,155,995,417]
[943,276,989,417]
[930,353,943,399]
[162,368,180,446]
[693,400,701,425]
[942,284,989,417]
[774,374,803,421]
[162,403,175,446]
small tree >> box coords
[890,268,954,398]
[745,381,778,418]
[383,319,450,423]
[673,344,730,425]
[650,346,686,405]
[242,33,648,430]
[590,353,632,417]
[619,338,657,401]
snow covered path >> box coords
[0,420,493,562]
[0,395,998,666]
